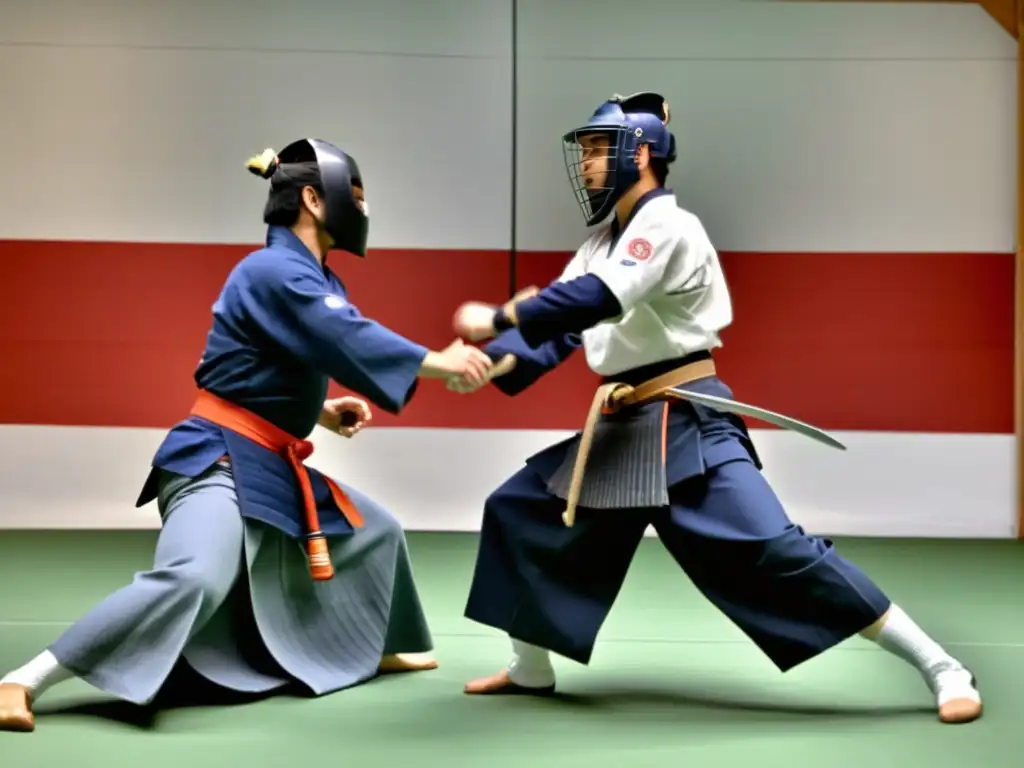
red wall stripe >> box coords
[0,240,1013,433]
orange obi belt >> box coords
[190,389,363,581]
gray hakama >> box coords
[47,464,432,705]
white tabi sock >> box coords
[1,650,75,702]
[507,638,556,689]
[870,605,979,706]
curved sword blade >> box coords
[666,387,847,451]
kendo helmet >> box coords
[562,92,677,226]
[248,138,369,258]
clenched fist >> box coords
[452,286,540,342]
[452,302,499,342]
[319,396,372,438]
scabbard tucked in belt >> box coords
[560,357,716,528]
[190,389,364,581]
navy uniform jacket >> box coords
[135,226,429,538]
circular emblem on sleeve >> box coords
[627,238,653,261]
[324,294,346,309]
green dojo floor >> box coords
[0,531,1021,767]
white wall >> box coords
[0,0,1017,538]
[514,1,1016,252]
[0,425,1016,538]
[0,0,513,249]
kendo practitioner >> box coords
[0,138,495,733]
[448,93,982,725]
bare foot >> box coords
[377,654,439,674]
[934,669,982,724]
[939,696,983,724]
[463,668,555,696]
[0,683,34,732]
